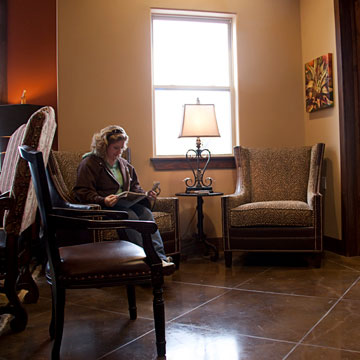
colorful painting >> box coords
[305,53,334,113]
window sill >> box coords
[150,156,235,171]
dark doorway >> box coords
[334,0,360,255]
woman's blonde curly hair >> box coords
[91,125,129,159]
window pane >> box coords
[153,18,230,86]
[154,89,232,156]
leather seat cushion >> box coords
[230,200,313,227]
[53,240,151,281]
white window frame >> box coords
[151,9,238,157]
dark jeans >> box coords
[105,199,167,261]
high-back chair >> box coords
[0,106,57,331]
[19,145,174,359]
[222,144,325,267]
[46,149,181,267]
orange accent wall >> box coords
[7,0,57,109]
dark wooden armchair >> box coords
[222,144,325,267]
[46,149,181,267]
[0,107,57,331]
[19,145,174,359]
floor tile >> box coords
[286,344,360,360]
[302,298,360,352]
[0,303,154,360]
[102,323,295,360]
[170,256,271,288]
[323,252,360,272]
[237,267,360,298]
[172,289,335,343]
[64,279,228,321]
[343,278,360,300]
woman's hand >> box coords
[146,190,157,200]
[104,194,119,207]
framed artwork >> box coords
[305,53,334,113]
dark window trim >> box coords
[150,156,235,171]
[0,0,7,104]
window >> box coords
[151,10,237,157]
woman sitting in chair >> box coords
[74,125,173,267]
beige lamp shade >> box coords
[179,103,220,138]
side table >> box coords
[175,191,223,261]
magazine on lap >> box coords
[116,191,146,208]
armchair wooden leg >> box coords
[172,253,181,270]
[150,263,166,358]
[20,269,39,304]
[126,285,137,320]
[49,288,56,339]
[51,286,66,360]
[1,235,28,332]
[224,250,232,268]
[8,305,28,332]
[0,279,28,332]
[308,253,322,268]
[17,228,40,304]
[153,284,166,357]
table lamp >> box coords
[179,98,220,193]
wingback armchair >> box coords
[222,144,325,267]
[0,106,57,331]
[46,150,181,267]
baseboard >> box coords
[323,235,345,255]
[181,236,346,258]
[180,237,222,257]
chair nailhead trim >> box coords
[58,271,151,281]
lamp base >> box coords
[185,185,213,193]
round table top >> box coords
[175,191,223,197]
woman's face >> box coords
[106,139,125,163]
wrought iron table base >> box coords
[176,192,223,261]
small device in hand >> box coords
[152,181,161,196]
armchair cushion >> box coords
[244,147,311,202]
[230,200,313,227]
[152,196,178,233]
[48,150,90,205]
[152,211,173,232]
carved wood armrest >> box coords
[52,207,128,219]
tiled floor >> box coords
[1,251,360,360]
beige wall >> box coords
[57,0,307,240]
[300,0,341,240]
